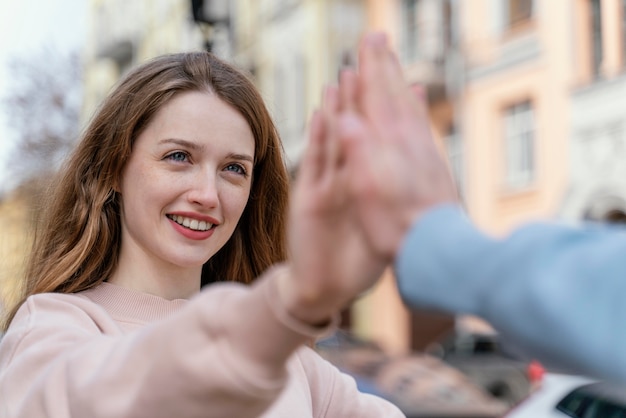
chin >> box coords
[170,246,219,263]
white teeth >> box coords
[169,215,213,231]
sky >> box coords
[0,0,86,194]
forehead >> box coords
[140,90,255,154]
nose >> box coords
[187,169,219,208]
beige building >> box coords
[230,0,366,168]
[82,0,206,120]
[357,0,626,354]
[0,195,26,309]
[0,185,38,311]
[82,0,364,167]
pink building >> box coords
[356,0,626,353]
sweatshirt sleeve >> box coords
[295,347,405,417]
[394,204,626,383]
[0,265,333,418]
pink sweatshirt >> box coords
[0,266,404,417]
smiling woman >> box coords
[113,91,256,299]
[0,50,403,417]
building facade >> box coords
[358,0,626,353]
[562,0,626,223]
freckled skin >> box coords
[109,91,255,298]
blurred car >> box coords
[316,331,508,418]
[505,372,626,417]
[376,355,509,418]
[425,331,538,406]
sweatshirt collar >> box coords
[79,282,189,324]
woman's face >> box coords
[118,90,255,277]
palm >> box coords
[289,173,384,300]
[287,93,387,317]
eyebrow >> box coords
[228,153,254,164]
[158,138,203,151]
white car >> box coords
[505,372,626,417]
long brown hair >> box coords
[2,52,289,331]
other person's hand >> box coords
[338,33,459,261]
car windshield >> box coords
[557,383,626,418]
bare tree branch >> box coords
[2,46,83,189]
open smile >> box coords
[167,214,214,231]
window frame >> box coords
[502,100,535,189]
[445,124,464,198]
[400,0,420,62]
[507,0,533,28]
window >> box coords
[445,125,464,198]
[401,0,453,63]
[556,383,626,418]
[443,0,454,48]
[273,55,307,155]
[591,0,603,78]
[556,390,589,417]
[503,101,535,188]
[292,54,306,133]
[401,0,420,62]
[620,0,626,67]
[274,66,286,116]
[507,0,533,27]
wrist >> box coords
[275,264,337,327]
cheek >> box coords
[121,170,171,216]
[223,186,252,223]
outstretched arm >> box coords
[397,205,626,383]
[0,72,396,418]
[0,269,330,418]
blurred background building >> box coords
[2,0,626,357]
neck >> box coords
[109,255,201,301]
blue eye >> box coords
[166,151,189,162]
[225,163,247,176]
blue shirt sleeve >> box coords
[394,204,626,383]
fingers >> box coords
[302,31,413,189]
[336,68,368,154]
[357,32,417,135]
[358,34,404,105]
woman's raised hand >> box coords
[280,78,388,326]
